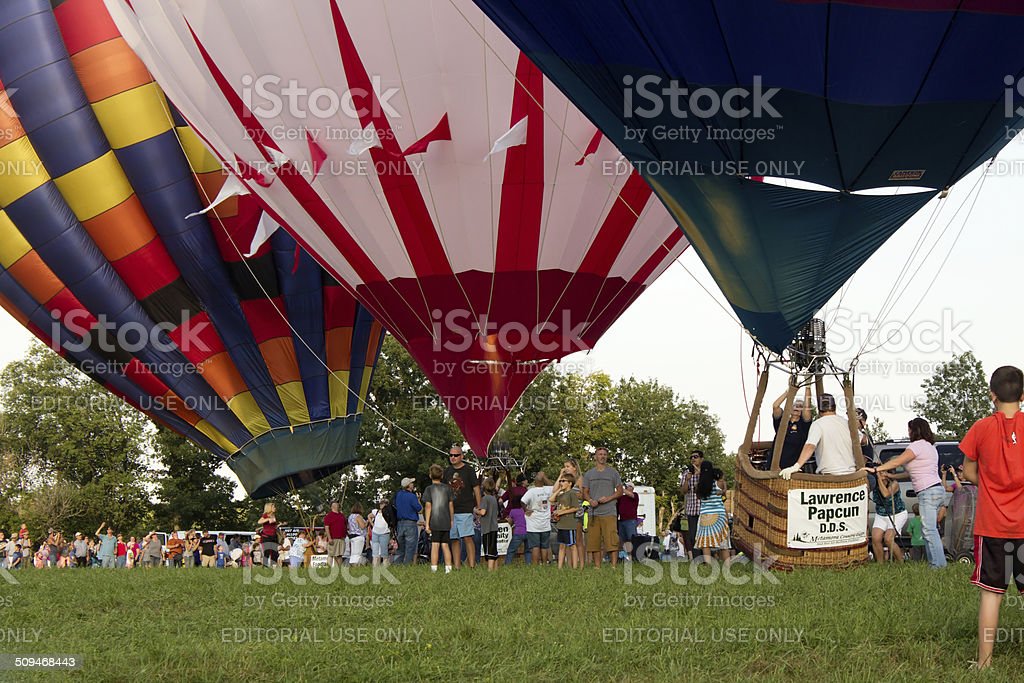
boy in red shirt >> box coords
[960,365,1024,670]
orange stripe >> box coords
[0,88,26,150]
[364,324,382,366]
[7,252,63,303]
[259,337,302,385]
[71,38,153,103]
[82,196,155,261]
[196,351,249,401]
[325,327,353,371]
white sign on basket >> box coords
[496,521,512,556]
[786,485,868,549]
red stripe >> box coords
[330,3,451,278]
[54,0,120,56]
[181,32,384,285]
[578,171,654,276]
[494,54,545,273]
[113,240,179,300]
[630,230,684,284]
[242,298,292,343]
[167,311,224,363]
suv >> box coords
[866,440,962,542]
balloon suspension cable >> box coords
[157,103,448,457]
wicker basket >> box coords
[733,442,869,571]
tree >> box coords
[152,428,242,531]
[868,417,891,443]
[912,351,990,439]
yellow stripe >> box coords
[0,137,50,205]
[276,382,311,425]
[0,210,31,268]
[226,391,272,436]
[91,82,173,149]
[176,126,222,173]
[52,152,133,221]
[194,420,238,454]
[328,370,351,418]
[358,368,373,414]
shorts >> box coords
[872,510,908,534]
[526,531,550,550]
[557,529,577,546]
[429,529,450,545]
[328,539,346,558]
[452,513,475,539]
[971,536,1024,594]
[618,519,639,543]
[480,531,498,559]
[201,554,216,568]
[586,515,619,552]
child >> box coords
[960,365,1024,670]
[422,464,454,573]
[906,504,925,561]
[475,478,500,571]
[551,472,580,569]
[289,530,311,569]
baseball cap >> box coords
[400,477,415,488]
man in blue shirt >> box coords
[95,523,117,568]
[394,477,422,565]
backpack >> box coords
[383,496,399,532]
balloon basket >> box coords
[733,442,868,571]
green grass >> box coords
[0,559,1021,681]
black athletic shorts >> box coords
[481,531,498,559]
[557,529,577,546]
[429,529,450,544]
[971,536,1024,593]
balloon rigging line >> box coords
[158,101,448,457]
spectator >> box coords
[289,530,311,569]
[314,532,328,556]
[772,386,813,469]
[258,503,281,567]
[18,524,28,541]
[551,472,581,569]
[184,531,199,568]
[142,533,162,568]
[9,544,22,570]
[694,461,733,563]
[504,476,530,566]
[866,417,946,569]
[443,446,481,570]
[906,504,925,561]
[115,534,128,568]
[679,451,704,559]
[394,479,422,565]
[251,537,263,567]
[475,478,500,572]
[617,482,640,560]
[95,523,117,569]
[582,447,624,568]
[72,532,88,568]
[347,503,368,566]
[199,531,217,568]
[780,394,857,478]
[560,460,586,567]
[959,365,1024,670]
[522,472,554,565]
[422,463,454,573]
[323,502,348,567]
[368,498,392,567]
[869,471,906,563]
[166,531,185,568]
[128,537,140,569]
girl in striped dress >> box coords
[694,461,733,563]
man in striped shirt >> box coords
[679,450,704,559]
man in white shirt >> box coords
[520,472,554,564]
[780,394,857,478]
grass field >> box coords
[0,559,1021,681]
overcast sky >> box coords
[2,138,1021,483]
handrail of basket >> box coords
[737,441,868,484]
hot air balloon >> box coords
[106,0,689,457]
[0,0,384,498]
[472,0,1024,353]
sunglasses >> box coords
[449,453,461,458]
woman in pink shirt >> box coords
[866,418,947,568]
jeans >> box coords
[917,485,947,568]
[618,519,639,544]
[370,532,390,559]
[395,520,419,564]
[101,555,115,568]
[116,556,126,568]
[505,534,531,565]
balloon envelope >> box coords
[0,0,384,498]
[107,0,689,456]
[472,0,1024,351]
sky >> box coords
[1,138,1021,477]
